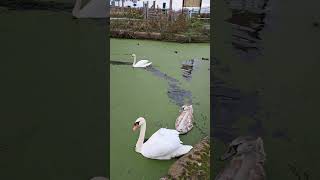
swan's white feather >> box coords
[141,128,192,160]
[134,60,151,67]
[170,145,193,157]
[136,60,149,64]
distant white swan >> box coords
[72,0,107,18]
[131,54,152,68]
[132,117,193,160]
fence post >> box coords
[182,0,185,14]
[121,0,124,12]
[169,0,173,21]
[143,3,146,19]
[146,1,149,20]
[199,0,202,15]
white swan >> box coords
[132,54,152,68]
[132,117,193,160]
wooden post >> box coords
[182,0,185,14]
[121,0,124,12]
[199,0,202,15]
[169,0,173,21]
[146,1,149,20]
[143,2,146,19]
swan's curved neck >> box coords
[135,122,146,153]
[132,56,136,66]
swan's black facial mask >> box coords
[132,122,140,131]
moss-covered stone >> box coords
[160,136,210,180]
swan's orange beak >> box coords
[132,125,139,132]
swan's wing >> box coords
[139,60,150,64]
[141,128,182,158]
[145,62,152,66]
[135,60,150,66]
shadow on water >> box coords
[110,61,132,66]
[145,66,193,107]
[110,61,193,107]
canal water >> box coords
[110,38,210,179]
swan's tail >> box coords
[171,145,193,158]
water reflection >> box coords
[212,0,270,142]
[226,0,269,60]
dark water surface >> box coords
[0,8,108,179]
[0,0,92,12]
[213,0,320,179]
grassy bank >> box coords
[110,14,210,43]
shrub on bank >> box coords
[110,7,144,19]
[111,17,208,34]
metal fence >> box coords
[110,5,210,21]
